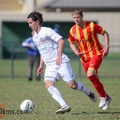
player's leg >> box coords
[88,70,111,110]
[59,62,97,102]
[28,56,34,81]
[86,55,111,110]
[35,56,41,81]
[44,67,70,114]
[68,80,97,102]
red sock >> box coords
[88,75,107,97]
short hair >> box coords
[72,9,83,17]
[27,11,43,24]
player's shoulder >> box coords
[69,24,77,33]
[71,24,76,29]
[85,21,94,24]
[41,27,53,31]
[41,27,55,36]
[85,21,95,28]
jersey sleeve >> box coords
[94,23,105,35]
[46,28,63,42]
[68,27,76,43]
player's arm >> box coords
[22,38,31,48]
[102,30,110,58]
[22,40,36,51]
[68,28,84,57]
[69,42,84,57]
[36,55,44,76]
[56,38,64,65]
[22,41,30,47]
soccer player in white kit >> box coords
[27,11,97,114]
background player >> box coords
[68,9,111,110]
[22,31,40,81]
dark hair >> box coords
[72,9,83,17]
[27,11,43,24]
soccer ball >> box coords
[20,99,34,113]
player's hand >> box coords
[36,66,43,76]
[74,50,85,57]
[56,56,62,65]
[102,46,109,58]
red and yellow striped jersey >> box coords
[68,21,104,61]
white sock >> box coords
[77,82,90,95]
[47,86,68,107]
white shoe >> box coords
[55,106,71,114]
[99,97,107,108]
[88,92,97,102]
[102,97,111,110]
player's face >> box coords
[72,14,83,25]
[27,18,39,32]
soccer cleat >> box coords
[55,106,71,114]
[99,97,107,108]
[88,92,97,102]
[102,97,111,110]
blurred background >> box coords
[0,0,120,79]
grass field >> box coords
[0,78,120,120]
[0,54,120,120]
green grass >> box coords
[0,53,120,120]
[0,53,120,78]
[0,78,120,120]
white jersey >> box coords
[33,27,69,66]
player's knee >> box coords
[87,68,96,77]
[45,80,54,89]
[68,81,77,90]
[88,75,97,84]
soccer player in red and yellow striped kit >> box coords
[68,9,111,110]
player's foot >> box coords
[102,97,111,110]
[88,92,97,102]
[28,77,32,81]
[99,97,107,108]
[55,106,71,114]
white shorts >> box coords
[44,61,75,83]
